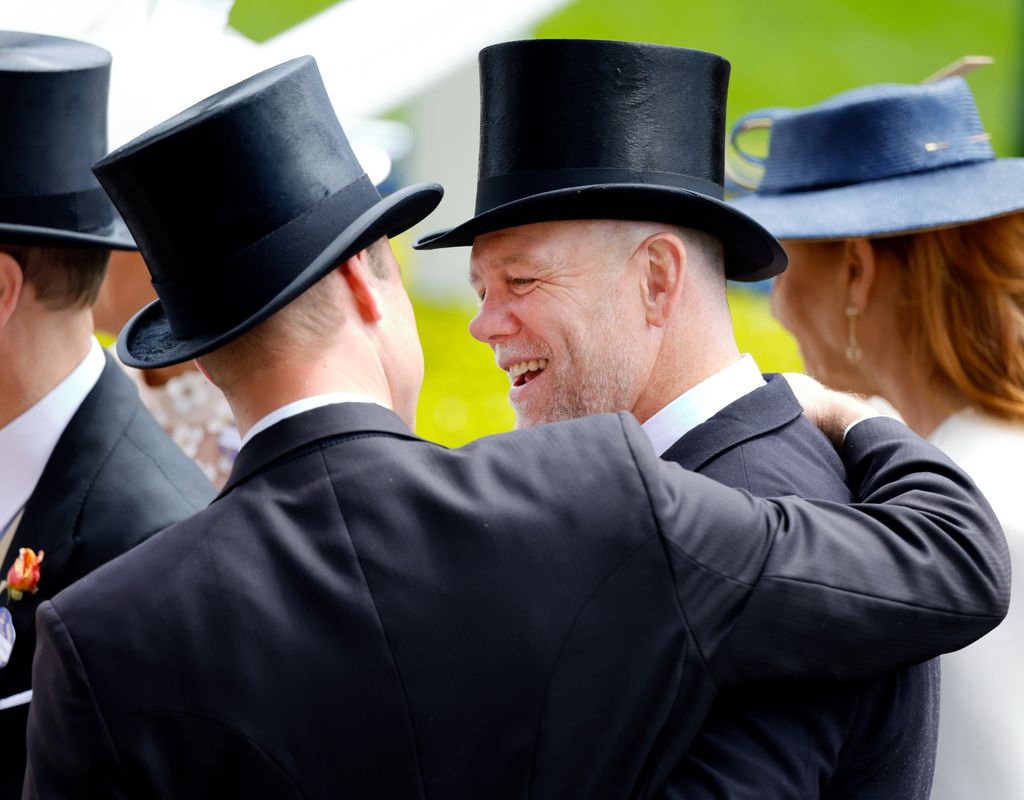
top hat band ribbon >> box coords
[475,167,725,215]
[153,173,381,339]
[0,186,113,236]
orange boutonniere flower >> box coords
[1,548,45,602]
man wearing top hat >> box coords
[416,40,940,797]
[23,55,1009,798]
[0,31,216,795]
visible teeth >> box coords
[508,358,548,377]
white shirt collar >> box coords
[0,337,106,531]
[241,392,389,448]
[641,354,766,456]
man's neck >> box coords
[630,282,743,423]
[0,311,95,428]
[639,353,764,456]
[223,359,398,441]
[632,340,742,424]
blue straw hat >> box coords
[728,77,1024,240]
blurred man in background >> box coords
[0,31,215,795]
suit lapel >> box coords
[661,374,804,470]
[8,356,138,573]
[0,355,140,691]
[221,402,422,497]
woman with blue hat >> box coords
[729,74,1024,800]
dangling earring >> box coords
[845,305,863,363]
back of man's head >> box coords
[197,239,392,395]
[1,245,110,311]
[672,225,726,294]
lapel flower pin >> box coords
[0,548,45,602]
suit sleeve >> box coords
[625,414,1010,687]
[22,602,123,799]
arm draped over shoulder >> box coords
[626,414,1008,687]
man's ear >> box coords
[844,239,878,313]
[0,251,24,331]
[339,248,383,323]
[638,232,686,327]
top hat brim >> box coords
[730,158,1024,241]
[0,215,136,250]
[412,184,787,282]
[117,182,442,370]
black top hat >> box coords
[0,31,134,250]
[414,39,785,281]
[98,56,442,369]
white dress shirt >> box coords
[641,354,766,456]
[241,392,389,449]
[928,408,1024,800]
[0,337,105,559]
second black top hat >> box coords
[414,39,784,281]
[98,56,442,369]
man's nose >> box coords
[469,294,520,343]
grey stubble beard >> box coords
[513,329,638,429]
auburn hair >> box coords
[871,212,1024,422]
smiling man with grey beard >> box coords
[479,220,647,427]
[416,38,943,800]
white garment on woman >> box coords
[929,407,1024,800]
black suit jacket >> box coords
[0,355,215,795]
[660,375,939,799]
[24,402,1007,799]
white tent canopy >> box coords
[1,0,569,147]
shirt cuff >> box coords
[843,414,882,442]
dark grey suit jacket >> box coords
[661,375,938,799]
[24,402,1007,799]
[0,355,215,796]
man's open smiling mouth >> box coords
[507,359,549,387]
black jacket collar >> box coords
[661,373,803,470]
[221,402,421,497]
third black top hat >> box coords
[0,31,134,249]
[414,39,785,281]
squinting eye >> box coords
[510,278,535,289]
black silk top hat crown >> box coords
[0,31,134,249]
[97,56,442,369]
[414,39,785,281]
